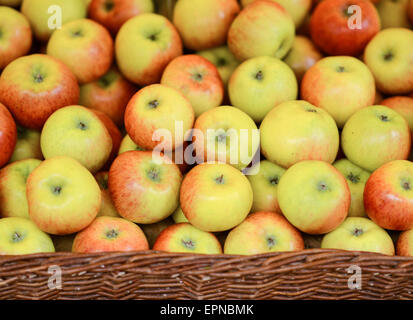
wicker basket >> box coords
[1,249,413,300]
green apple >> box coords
[9,126,43,163]
[0,217,55,255]
[153,223,222,254]
[260,100,339,168]
[277,160,350,234]
[376,0,411,29]
[364,28,413,95]
[21,0,87,42]
[321,217,395,255]
[247,160,286,213]
[171,205,188,224]
[228,56,298,122]
[224,211,304,255]
[118,134,145,154]
[27,156,101,235]
[0,159,42,218]
[40,105,113,173]
[341,105,411,172]
[333,159,370,218]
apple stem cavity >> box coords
[402,181,411,191]
[33,73,44,83]
[103,0,114,11]
[255,70,264,81]
[52,186,62,195]
[266,236,276,249]
[269,176,279,185]
[379,114,390,122]
[317,181,329,192]
[77,121,88,130]
[347,172,360,184]
[106,229,119,239]
[353,228,364,237]
[181,239,195,250]
[147,167,161,182]
[148,100,159,109]
[12,232,24,243]
[336,66,346,73]
[215,174,225,184]
[383,51,394,62]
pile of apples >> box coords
[0,0,413,258]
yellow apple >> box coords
[118,134,145,154]
[376,0,411,29]
[171,205,188,224]
[321,217,395,255]
[0,217,55,255]
[95,171,120,218]
[9,126,43,163]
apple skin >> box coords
[321,217,395,255]
[172,205,188,224]
[9,126,43,163]
[224,211,304,255]
[47,19,114,84]
[333,159,370,218]
[173,0,240,51]
[79,67,136,127]
[228,56,298,123]
[283,35,323,83]
[139,217,174,248]
[364,160,413,231]
[0,54,80,130]
[397,229,413,256]
[0,217,55,255]
[0,0,22,6]
[0,6,32,70]
[376,0,412,29]
[40,105,113,173]
[301,56,375,128]
[21,0,87,42]
[108,151,182,224]
[310,0,380,56]
[380,96,413,132]
[88,0,154,34]
[247,160,286,214]
[228,0,295,61]
[27,156,101,235]
[72,216,149,253]
[0,102,17,168]
[0,159,42,219]
[193,106,259,171]
[161,55,224,117]
[95,171,120,218]
[341,105,411,172]
[277,160,351,235]
[180,162,253,232]
[115,13,183,86]
[124,84,194,151]
[153,223,222,254]
[364,28,413,95]
[260,100,339,169]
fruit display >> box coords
[0,0,413,301]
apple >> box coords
[321,217,395,255]
[341,105,411,172]
[9,126,43,163]
[0,102,17,168]
[301,56,376,128]
[47,19,114,84]
[118,134,145,154]
[124,84,194,151]
[171,205,188,224]
[88,0,154,34]
[95,171,120,218]
[0,159,42,218]
[277,160,350,234]
[21,0,87,42]
[228,56,298,123]
[180,162,253,232]
[0,0,22,6]
[139,217,174,248]
[161,55,224,117]
[260,100,339,169]
[364,28,413,95]
[172,0,240,51]
[115,13,183,86]
[333,159,370,218]
[27,156,101,235]
[228,0,295,61]
[153,223,222,254]
[309,0,380,56]
[51,234,75,252]
[247,160,286,214]
[283,35,323,83]
[197,46,240,88]
[79,66,136,127]
[397,229,413,256]
[72,216,149,253]
[0,6,32,70]
[224,211,304,255]
[376,0,411,29]
[0,217,55,255]
[0,54,80,130]
[380,96,413,132]
[364,160,413,231]
[241,0,311,29]
[40,105,113,173]
[108,151,182,224]
[193,106,259,171]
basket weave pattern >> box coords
[1,249,413,300]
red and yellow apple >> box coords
[0,102,17,168]
[397,229,413,256]
[95,171,120,218]
[380,96,413,132]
